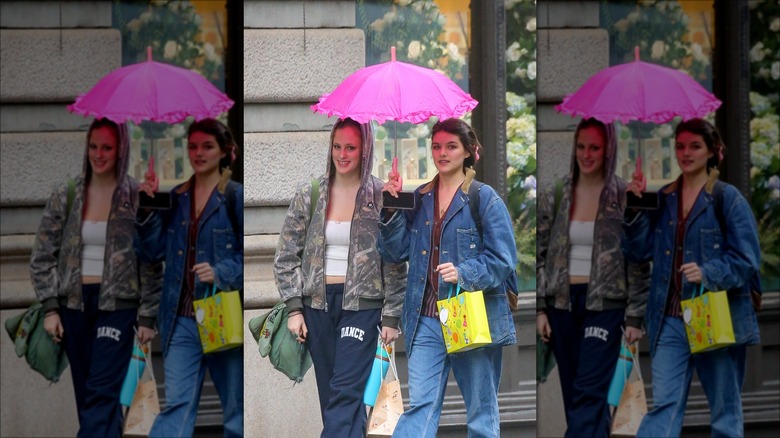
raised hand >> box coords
[383,157,403,197]
[140,157,159,197]
[627,157,647,197]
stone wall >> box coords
[242,2,360,436]
[0,3,120,436]
[535,2,608,437]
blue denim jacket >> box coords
[136,172,243,355]
[378,176,517,356]
[623,174,760,356]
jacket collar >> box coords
[662,168,720,195]
[419,167,476,195]
[175,168,233,195]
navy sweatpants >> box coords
[303,284,381,438]
[59,284,137,438]
[547,283,624,438]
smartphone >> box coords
[382,191,416,210]
[139,191,172,209]
[626,191,659,209]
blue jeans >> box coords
[393,316,503,438]
[149,317,243,438]
[637,317,746,438]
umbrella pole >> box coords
[394,122,398,161]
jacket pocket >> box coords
[213,228,237,262]
[456,227,480,262]
[700,228,723,262]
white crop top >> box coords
[81,221,107,277]
[568,221,594,277]
[324,221,351,276]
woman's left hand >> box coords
[436,262,459,284]
[380,326,399,345]
[624,326,644,344]
[680,262,703,284]
[192,262,215,284]
[137,326,156,344]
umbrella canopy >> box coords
[555,47,721,124]
[311,47,477,125]
[68,47,234,124]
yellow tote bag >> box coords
[193,284,243,354]
[680,284,735,354]
[436,284,492,354]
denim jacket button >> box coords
[425,221,430,225]
[422,250,427,255]
[178,250,183,255]
[665,250,670,255]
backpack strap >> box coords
[309,178,320,226]
[553,180,564,221]
[467,181,484,236]
[223,180,240,239]
[65,179,76,221]
[711,180,727,237]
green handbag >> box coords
[5,302,69,383]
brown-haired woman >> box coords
[274,118,406,437]
[536,118,649,437]
[138,118,243,437]
[379,118,518,437]
[625,118,761,437]
[31,118,161,437]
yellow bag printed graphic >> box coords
[193,284,243,354]
[436,284,492,354]
[680,284,735,354]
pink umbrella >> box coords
[68,47,233,124]
[311,47,477,125]
[556,47,721,124]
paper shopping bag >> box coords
[123,354,159,437]
[680,285,735,354]
[611,352,647,437]
[193,284,243,354]
[436,284,492,354]
[367,347,404,437]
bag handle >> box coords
[132,329,155,383]
[620,331,643,384]
[446,283,462,300]
[374,326,399,382]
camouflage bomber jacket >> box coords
[536,175,649,328]
[273,175,407,329]
[29,177,162,328]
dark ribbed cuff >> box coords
[138,316,156,329]
[625,316,643,329]
[284,297,303,313]
[41,297,59,313]
[381,316,400,330]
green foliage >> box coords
[505,0,537,289]
[748,0,780,285]
[113,0,222,86]
[506,92,537,286]
[359,0,467,85]
[601,0,710,84]
[505,0,536,96]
